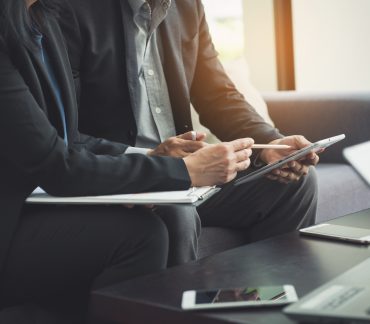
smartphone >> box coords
[181,285,298,310]
[299,223,370,244]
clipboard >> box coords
[26,186,220,206]
[234,134,346,186]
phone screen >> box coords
[194,286,288,305]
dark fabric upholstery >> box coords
[198,92,370,259]
[316,164,370,223]
[265,92,370,163]
[198,227,247,259]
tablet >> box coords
[299,223,370,244]
[234,134,345,186]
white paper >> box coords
[27,186,217,205]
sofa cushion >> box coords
[191,58,275,144]
[198,164,370,259]
[198,227,247,259]
[316,164,370,223]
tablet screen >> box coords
[234,134,345,186]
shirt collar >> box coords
[128,0,146,16]
[127,0,172,16]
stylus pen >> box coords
[190,131,290,149]
[252,144,291,149]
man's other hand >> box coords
[260,135,319,184]
[148,131,207,158]
[183,138,254,187]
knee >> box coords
[138,213,169,264]
[156,205,201,240]
[301,166,319,202]
[115,210,169,275]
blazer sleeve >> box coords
[189,1,283,144]
[72,132,130,156]
[0,47,191,196]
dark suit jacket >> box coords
[0,6,190,278]
[59,0,283,145]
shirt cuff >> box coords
[125,146,151,155]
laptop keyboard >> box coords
[321,287,365,310]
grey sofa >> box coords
[198,91,370,259]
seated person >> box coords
[0,0,255,322]
[58,0,320,266]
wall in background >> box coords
[202,0,370,92]
[202,0,244,63]
[243,0,278,91]
[202,0,277,91]
[292,0,370,91]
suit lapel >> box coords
[160,1,192,134]
[120,0,139,116]
[27,37,71,142]
[41,15,78,140]
[27,43,55,116]
[26,4,77,142]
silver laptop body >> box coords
[284,257,370,323]
[343,141,370,187]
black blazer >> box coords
[0,6,190,277]
[59,0,283,145]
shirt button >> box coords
[155,107,162,114]
[161,0,170,10]
[148,69,155,76]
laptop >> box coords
[284,257,370,323]
[343,141,370,187]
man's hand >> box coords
[148,131,207,158]
[183,138,254,187]
[260,135,319,184]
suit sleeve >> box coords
[190,1,283,144]
[0,47,191,196]
[72,132,130,156]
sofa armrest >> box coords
[264,91,370,163]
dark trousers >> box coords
[199,167,318,242]
[0,169,318,322]
[157,167,318,266]
[0,205,169,323]
[154,205,200,267]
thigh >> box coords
[198,168,318,232]
[0,204,168,306]
[154,205,201,266]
